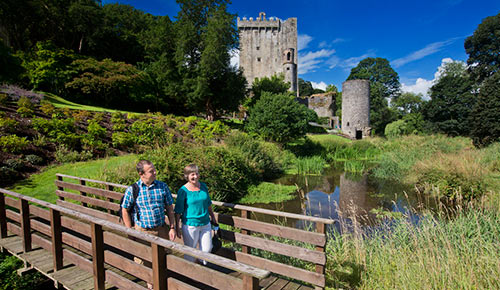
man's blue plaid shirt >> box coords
[121,179,173,229]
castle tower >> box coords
[342,80,371,139]
[237,12,298,94]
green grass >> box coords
[9,154,138,203]
[308,134,352,144]
[238,182,297,204]
[326,208,500,289]
[294,156,327,175]
[44,93,135,113]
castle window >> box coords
[287,52,291,61]
[257,57,261,62]
[287,67,290,70]
[347,122,350,127]
[256,46,260,50]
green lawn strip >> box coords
[308,133,353,144]
[239,182,297,204]
[9,154,138,204]
[44,93,135,114]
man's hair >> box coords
[136,160,153,174]
[183,164,199,180]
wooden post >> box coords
[105,185,113,214]
[240,210,252,254]
[20,199,31,252]
[315,222,326,277]
[57,175,64,201]
[242,274,259,290]
[80,180,87,207]
[50,209,63,271]
[152,243,167,290]
[0,192,7,238]
[91,223,105,290]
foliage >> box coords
[0,253,47,290]
[31,117,80,148]
[347,57,400,135]
[25,154,44,165]
[464,12,500,82]
[64,57,151,110]
[423,60,475,136]
[295,156,326,175]
[298,78,324,96]
[392,92,425,116]
[0,84,44,103]
[469,71,500,147]
[16,96,36,117]
[112,132,136,149]
[248,74,290,108]
[0,117,19,133]
[141,143,257,202]
[129,117,172,146]
[54,145,92,163]
[239,182,297,204]
[246,92,318,143]
[0,39,23,83]
[40,102,56,115]
[0,135,29,153]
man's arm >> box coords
[122,208,133,228]
[166,204,176,241]
[175,213,182,238]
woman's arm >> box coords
[208,206,217,225]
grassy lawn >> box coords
[308,134,352,144]
[44,93,135,114]
[9,154,138,203]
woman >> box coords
[174,164,217,264]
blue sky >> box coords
[102,0,500,96]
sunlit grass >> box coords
[44,93,135,113]
[238,182,297,204]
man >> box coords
[121,160,176,264]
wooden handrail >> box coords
[0,188,270,280]
[56,173,334,224]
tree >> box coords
[245,92,318,143]
[464,12,500,83]
[347,57,400,134]
[248,74,290,108]
[423,60,475,136]
[298,78,324,96]
[469,71,500,147]
[0,40,23,83]
[392,92,424,115]
[174,0,246,120]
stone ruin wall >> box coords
[237,12,298,92]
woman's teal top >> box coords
[174,182,212,226]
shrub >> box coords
[112,132,135,149]
[25,154,44,165]
[87,119,106,139]
[39,102,56,116]
[54,145,92,163]
[385,119,409,139]
[111,112,126,131]
[0,252,47,289]
[0,135,29,153]
[130,118,170,146]
[0,117,18,133]
[72,110,92,123]
[16,96,35,117]
[4,159,26,171]
[0,166,20,185]
[0,93,8,105]
[31,117,80,148]
[246,92,318,143]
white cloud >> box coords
[401,58,462,99]
[311,81,328,91]
[332,38,346,44]
[230,48,239,68]
[298,34,313,51]
[319,41,328,48]
[298,49,336,74]
[340,53,375,69]
[392,38,458,68]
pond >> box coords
[245,166,434,232]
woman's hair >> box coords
[183,164,199,180]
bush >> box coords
[112,132,135,149]
[246,92,318,143]
[0,93,8,105]
[4,159,26,171]
[130,118,170,146]
[0,135,29,153]
[25,154,44,165]
[39,102,56,116]
[54,145,92,163]
[0,166,20,185]
[0,117,19,133]
[385,119,409,139]
[0,252,47,289]
[16,96,35,117]
[31,117,80,148]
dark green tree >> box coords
[174,0,246,120]
[0,40,23,83]
[469,71,500,147]
[248,74,290,108]
[392,92,425,115]
[347,57,400,134]
[464,12,500,83]
[423,61,475,136]
[245,92,318,143]
[298,78,324,96]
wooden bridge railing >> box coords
[0,188,270,290]
[55,174,334,289]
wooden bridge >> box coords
[0,174,334,290]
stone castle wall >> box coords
[237,12,298,93]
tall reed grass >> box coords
[295,156,326,175]
[325,202,500,289]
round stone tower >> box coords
[342,79,370,139]
[282,48,298,93]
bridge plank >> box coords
[57,200,120,224]
[56,190,121,212]
[5,196,18,209]
[55,180,124,201]
[220,230,326,265]
[216,213,326,246]
[167,277,200,290]
[167,254,243,289]
[104,249,152,283]
[266,278,290,290]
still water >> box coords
[246,166,429,232]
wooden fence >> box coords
[54,174,334,289]
[0,187,270,290]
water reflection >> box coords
[245,167,423,232]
